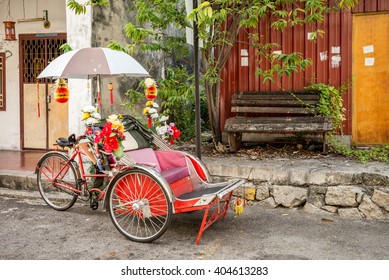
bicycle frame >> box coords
[36,143,111,200]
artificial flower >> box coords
[81,105,100,126]
[93,114,126,158]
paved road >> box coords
[0,190,388,260]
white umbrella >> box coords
[38,47,149,79]
[37,47,149,110]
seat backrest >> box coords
[155,150,187,171]
[125,148,161,171]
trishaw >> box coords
[35,115,246,244]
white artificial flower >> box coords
[144,77,156,87]
[82,105,96,113]
[156,126,168,135]
[85,118,99,126]
[159,115,169,122]
[153,102,159,108]
[151,112,159,119]
[92,112,101,120]
[107,114,118,123]
[148,108,157,114]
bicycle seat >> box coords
[56,134,76,147]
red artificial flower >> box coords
[103,136,119,152]
[172,127,181,139]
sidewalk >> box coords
[0,149,388,220]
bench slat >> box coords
[225,117,333,133]
[234,92,320,101]
[231,106,314,114]
[232,99,317,106]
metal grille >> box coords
[21,37,66,83]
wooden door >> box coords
[20,34,68,149]
[352,13,389,145]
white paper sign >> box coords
[320,51,328,61]
[240,49,248,56]
[241,57,249,67]
[332,46,341,54]
[365,57,375,66]
[363,45,374,54]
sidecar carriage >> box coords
[105,115,246,244]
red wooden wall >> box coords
[220,0,389,136]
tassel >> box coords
[108,82,114,105]
[36,81,41,118]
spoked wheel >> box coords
[107,169,172,243]
[36,152,79,211]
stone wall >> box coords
[236,183,389,221]
[206,157,389,221]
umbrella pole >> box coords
[97,75,102,114]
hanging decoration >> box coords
[4,1,16,41]
[108,82,114,105]
[145,77,157,100]
[143,78,159,128]
[36,80,40,118]
[54,78,69,103]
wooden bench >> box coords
[224,90,333,153]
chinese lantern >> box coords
[144,78,157,100]
[54,78,69,103]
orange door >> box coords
[352,13,389,145]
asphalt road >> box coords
[0,192,388,260]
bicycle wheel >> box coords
[107,169,172,243]
[36,152,79,211]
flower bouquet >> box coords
[156,116,181,145]
[93,114,126,159]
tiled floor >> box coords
[0,150,46,171]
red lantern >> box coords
[54,78,69,103]
[145,85,157,100]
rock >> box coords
[257,197,278,208]
[372,189,389,212]
[303,203,333,216]
[255,185,270,201]
[272,186,308,208]
[361,173,389,186]
[325,186,363,207]
[321,205,338,213]
[338,208,364,219]
[358,196,388,220]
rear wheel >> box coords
[107,169,172,243]
[36,152,79,211]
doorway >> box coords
[352,13,389,145]
[20,34,68,150]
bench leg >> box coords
[228,132,242,152]
[323,133,329,154]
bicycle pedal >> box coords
[77,179,86,186]
[90,201,99,210]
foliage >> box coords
[59,43,73,53]
[329,139,389,163]
[67,0,360,145]
[66,0,108,15]
[304,83,348,134]
[157,67,208,141]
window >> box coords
[0,52,5,111]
